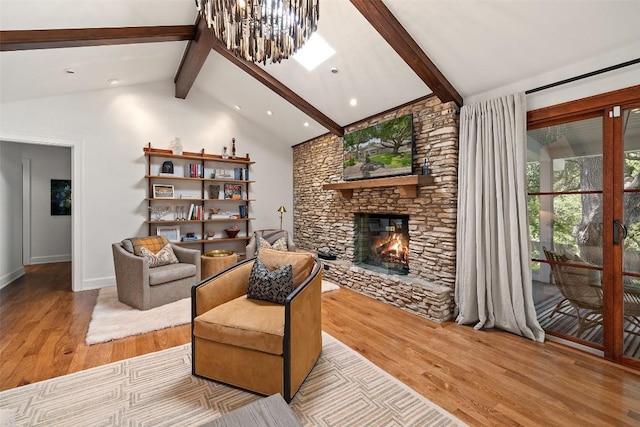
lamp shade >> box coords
[277,206,287,213]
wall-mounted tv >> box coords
[343,113,414,181]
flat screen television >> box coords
[343,113,414,181]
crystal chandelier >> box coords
[195,0,320,65]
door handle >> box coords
[613,219,628,245]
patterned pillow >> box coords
[139,243,179,268]
[247,259,294,304]
[257,236,288,253]
[122,236,168,256]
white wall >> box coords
[0,141,25,288]
[464,41,640,110]
[0,81,293,290]
[22,144,72,265]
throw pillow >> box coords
[258,236,288,253]
[139,243,180,268]
[247,258,294,304]
[258,248,314,288]
[125,236,168,256]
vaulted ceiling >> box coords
[2,0,640,146]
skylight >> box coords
[293,33,335,71]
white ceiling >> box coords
[2,0,640,146]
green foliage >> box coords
[344,158,356,167]
[369,152,412,168]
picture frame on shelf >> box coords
[224,183,243,200]
[157,225,181,242]
[153,184,175,199]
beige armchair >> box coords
[246,229,296,258]
[112,237,201,310]
[191,248,322,402]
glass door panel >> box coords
[622,107,640,360]
[528,116,605,349]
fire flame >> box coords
[374,232,409,265]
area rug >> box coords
[0,333,465,426]
[85,286,191,345]
[536,294,640,358]
[87,281,340,345]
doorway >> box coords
[527,86,640,368]
[0,131,84,291]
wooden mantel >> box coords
[322,174,434,199]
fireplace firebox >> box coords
[354,213,409,275]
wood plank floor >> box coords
[2,262,640,426]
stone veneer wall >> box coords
[292,96,459,321]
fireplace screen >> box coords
[354,213,409,275]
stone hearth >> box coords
[292,95,459,322]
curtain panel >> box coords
[455,92,544,342]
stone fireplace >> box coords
[354,213,410,276]
[292,95,459,322]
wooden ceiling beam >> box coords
[350,0,463,107]
[210,38,344,137]
[174,18,215,99]
[0,26,195,51]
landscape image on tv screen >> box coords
[343,113,414,181]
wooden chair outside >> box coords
[542,247,603,338]
[543,247,640,338]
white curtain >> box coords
[455,92,544,342]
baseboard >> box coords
[29,254,72,264]
[82,276,115,291]
[0,266,26,290]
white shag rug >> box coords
[86,280,340,345]
[85,287,191,345]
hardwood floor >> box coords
[2,262,640,426]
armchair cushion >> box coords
[248,259,293,304]
[149,262,197,286]
[257,248,314,288]
[194,296,285,355]
[139,243,179,268]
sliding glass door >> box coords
[621,106,640,362]
[527,87,640,368]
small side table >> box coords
[201,250,237,279]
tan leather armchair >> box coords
[191,248,322,402]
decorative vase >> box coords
[170,137,183,155]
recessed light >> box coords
[64,68,76,75]
[108,79,119,85]
[330,67,338,74]
[235,105,242,110]
[303,122,310,127]
[267,110,273,116]
[350,98,357,107]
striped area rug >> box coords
[0,333,466,426]
[536,295,640,359]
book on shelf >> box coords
[224,183,243,199]
[215,169,234,179]
[185,163,204,178]
[233,167,251,180]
